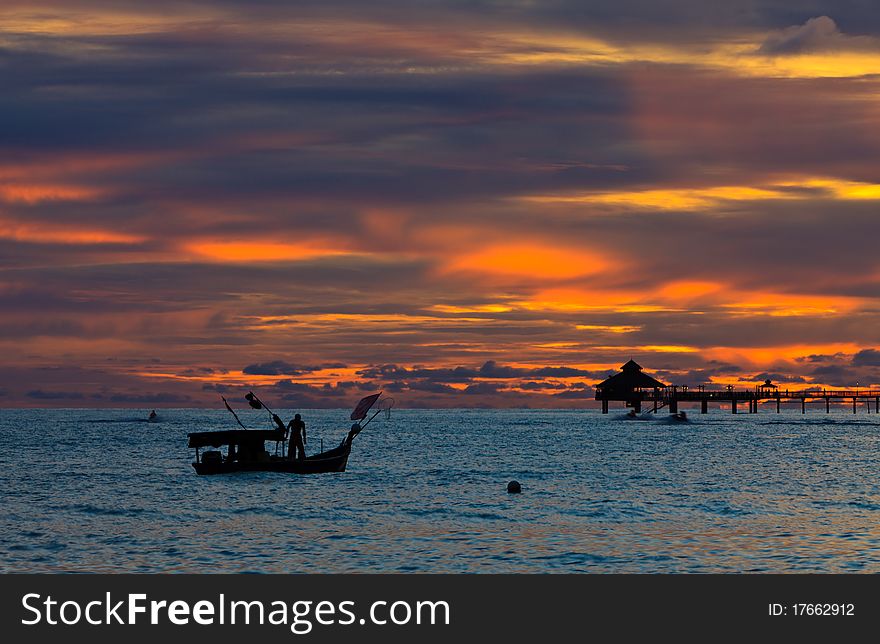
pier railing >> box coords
[662,388,880,401]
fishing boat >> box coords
[188,392,390,475]
[188,428,356,475]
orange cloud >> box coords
[721,292,858,317]
[517,177,880,212]
[185,241,358,263]
[703,344,863,367]
[0,217,144,245]
[445,244,608,279]
[517,287,680,313]
[0,183,105,204]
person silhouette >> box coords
[287,413,306,460]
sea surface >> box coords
[2,407,880,573]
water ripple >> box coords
[1,408,880,572]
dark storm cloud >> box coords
[0,257,436,319]
[242,360,346,376]
[115,1,880,37]
[405,381,459,394]
[796,353,848,363]
[463,382,507,395]
[808,365,863,386]
[357,364,479,383]
[519,381,568,391]
[748,371,809,384]
[552,388,595,400]
[0,14,633,161]
[852,349,880,366]
[654,362,743,386]
[268,379,354,406]
[783,348,880,386]
[358,361,597,384]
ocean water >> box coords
[2,407,880,573]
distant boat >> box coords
[657,411,689,424]
[621,409,652,421]
[188,392,391,475]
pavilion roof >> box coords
[597,360,667,390]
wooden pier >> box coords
[595,360,880,414]
[629,386,880,414]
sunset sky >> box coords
[5,1,880,408]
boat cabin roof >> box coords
[188,429,285,449]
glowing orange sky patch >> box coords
[0,148,191,186]
[574,324,641,333]
[515,281,862,318]
[429,304,514,314]
[134,366,362,388]
[0,183,105,204]
[519,185,794,210]
[186,241,358,263]
[703,344,863,365]
[483,29,880,79]
[516,175,880,219]
[518,177,880,212]
[239,313,513,338]
[518,287,681,313]
[446,244,608,279]
[593,344,700,353]
[779,177,880,200]
[0,218,144,245]
[721,292,859,317]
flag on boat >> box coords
[221,395,248,430]
[245,392,262,409]
[351,393,382,420]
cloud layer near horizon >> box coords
[4,2,880,407]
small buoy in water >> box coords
[507,480,521,494]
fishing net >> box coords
[378,397,395,420]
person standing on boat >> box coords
[287,413,307,460]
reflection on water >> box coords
[1,408,879,572]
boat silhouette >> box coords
[188,392,390,475]
[188,427,356,474]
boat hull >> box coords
[192,442,351,475]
